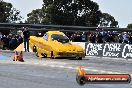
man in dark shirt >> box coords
[23,28,30,52]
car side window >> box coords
[43,33,48,41]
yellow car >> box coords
[29,31,85,60]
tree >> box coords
[26,0,118,27]
[127,23,132,28]
[99,13,119,27]
[41,0,102,26]
[26,0,102,26]
[27,9,44,24]
[0,1,22,23]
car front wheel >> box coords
[78,57,82,60]
[76,56,82,60]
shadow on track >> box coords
[42,57,89,61]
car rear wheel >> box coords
[36,52,39,57]
[41,53,47,58]
[78,57,82,60]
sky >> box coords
[3,0,132,28]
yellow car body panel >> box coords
[29,31,85,59]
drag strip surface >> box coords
[0,52,131,88]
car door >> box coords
[43,33,52,56]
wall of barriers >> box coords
[85,43,132,59]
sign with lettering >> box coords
[85,43,132,58]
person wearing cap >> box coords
[23,27,30,52]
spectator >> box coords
[0,32,3,49]
[0,32,2,41]
[89,33,96,43]
[81,32,86,42]
[70,33,76,42]
[18,35,23,45]
[1,35,8,50]
[71,33,81,42]
[96,32,103,43]
[5,35,11,49]
[9,36,18,50]
[122,32,129,44]
[102,32,109,43]
[129,33,132,44]
[107,32,114,42]
[23,27,30,52]
[118,34,123,43]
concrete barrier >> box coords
[71,42,85,50]
[85,43,132,59]
[15,43,33,52]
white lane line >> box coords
[44,61,67,65]
[49,65,56,67]
[91,69,98,72]
[13,62,132,74]
[83,68,90,71]
[66,66,75,69]
[42,64,47,66]
[100,70,106,73]
[112,72,121,74]
[107,71,116,74]
[14,62,132,74]
[43,63,49,66]
[0,61,131,75]
[34,63,39,65]
[59,66,65,68]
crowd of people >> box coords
[1,30,132,50]
[0,32,23,50]
[0,27,30,51]
[67,31,132,44]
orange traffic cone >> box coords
[13,51,24,62]
[77,66,86,76]
[13,51,19,61]
[19,51,24,62]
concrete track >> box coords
[0,51,131,88]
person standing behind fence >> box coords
[122,32,129,44]
[23,28,30,52]
[0,32,2,41]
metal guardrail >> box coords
[0,23,132,32]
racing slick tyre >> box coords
[76,75,86,85]
[41,53,47,58]
[76,56,82,60]
[36,52,39,57]
[78,57,82,60]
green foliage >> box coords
[42,0,102,26]
[127,23,132,28]
[99,13,119,27]
[26,0,118,27]
[0,1,22,23]
[27,9,44,24]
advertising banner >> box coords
[85,43,132,58]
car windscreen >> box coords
[51,34,69,43]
